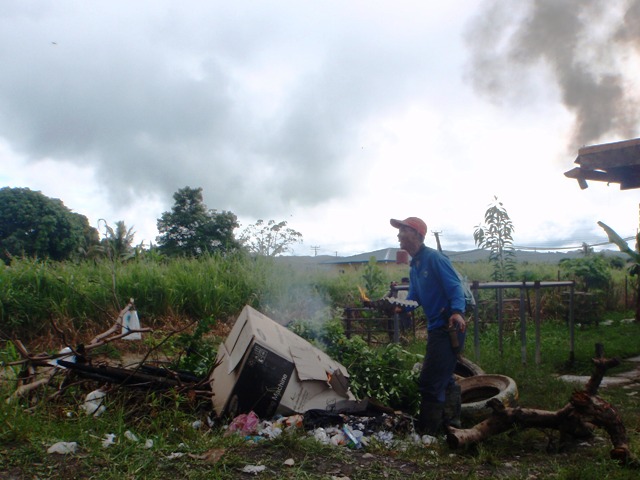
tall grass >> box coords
[1,256,639,479]
[0,254,635,342]
[0,255,407,341]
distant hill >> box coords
[281,249,629,265]
[445,249,628,264]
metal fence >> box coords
[469,280,576,365]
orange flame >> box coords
[357,285,370,302]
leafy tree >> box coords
[558,255,612,292]
[156,186,240,257]
[473,196,516,281]
[0,187,99,263]
[580,242,594,256]
[99,220,137,261]
[559,254,612,324]
[239,219,303,256]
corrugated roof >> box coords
[320,247,403,265]
[564,137,640,190]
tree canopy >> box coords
[156,186,240,257]
[239,219,303,256]
[99,220,137,261]
[0,187,99,263]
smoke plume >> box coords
[465,0,640,149]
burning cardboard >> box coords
[210,305,355,418]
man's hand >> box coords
[449,312,466,333]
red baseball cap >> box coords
[390,217,427,238]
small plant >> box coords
[361,257,386,299]
[474,196,516,282]
[297,317,421,413]
[169,316,219,377]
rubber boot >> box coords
[443,383,462,429]
[416,400,444,436]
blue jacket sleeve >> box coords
[436,255,466,314]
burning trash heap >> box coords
[209,305,425,447]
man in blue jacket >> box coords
[390,216,467,435]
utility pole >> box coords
[432,231,443,253]
[310,245,320,256]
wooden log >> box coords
[446,400,580,448]
[446,345,636,466]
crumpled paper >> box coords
[47,441,78,454]
[225,411,260,436]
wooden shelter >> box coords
[564,137,640,190]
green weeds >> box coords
[1,257,639,478]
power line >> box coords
[513,236,635,251]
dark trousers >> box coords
[419,326,465,403]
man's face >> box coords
[397,225,422,254]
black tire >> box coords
[454,356,485,378]
[458,374,518,421]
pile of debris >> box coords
[3,300,637,466]
[222,403,421,450]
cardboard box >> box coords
[210,305,355,418]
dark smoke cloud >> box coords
[464,0,640,149]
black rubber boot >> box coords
[443,383,462,429]
[416,400,444,436]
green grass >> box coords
[2,312,640,479]
[1,256,639,478]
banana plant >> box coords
[598,221,640,322]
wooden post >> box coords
[569,282,575,364]
[534,281,541,365]
[519,282,527,365]
[393,314,399,344]
[472,281,480,361]
[497,288,503,356]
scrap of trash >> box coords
[223,408,436,449]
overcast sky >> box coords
[1,0,639,256]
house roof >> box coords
[320,247,403,265]
[564,137,640,190]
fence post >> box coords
[498,288,504,356]
[569,282,575,365]
[472,281,480,361]
[534,281,541,365]
[520,282,527,365]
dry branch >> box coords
[3,299,216,404]
[447,345,636,466]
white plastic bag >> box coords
[82,389,106,417]
[122,310,142,340]
[47,441,78,454]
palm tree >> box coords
[100,220,136,260]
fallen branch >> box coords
[89,299,135,345]
[3,299,218,403]
[6,368,59,404]
[447,344,637,466]
[8,300,151,368]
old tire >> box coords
[458,374,518,421]
[454,356,485,378]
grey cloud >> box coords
[0,2,438,220]
[464,0,640,149]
